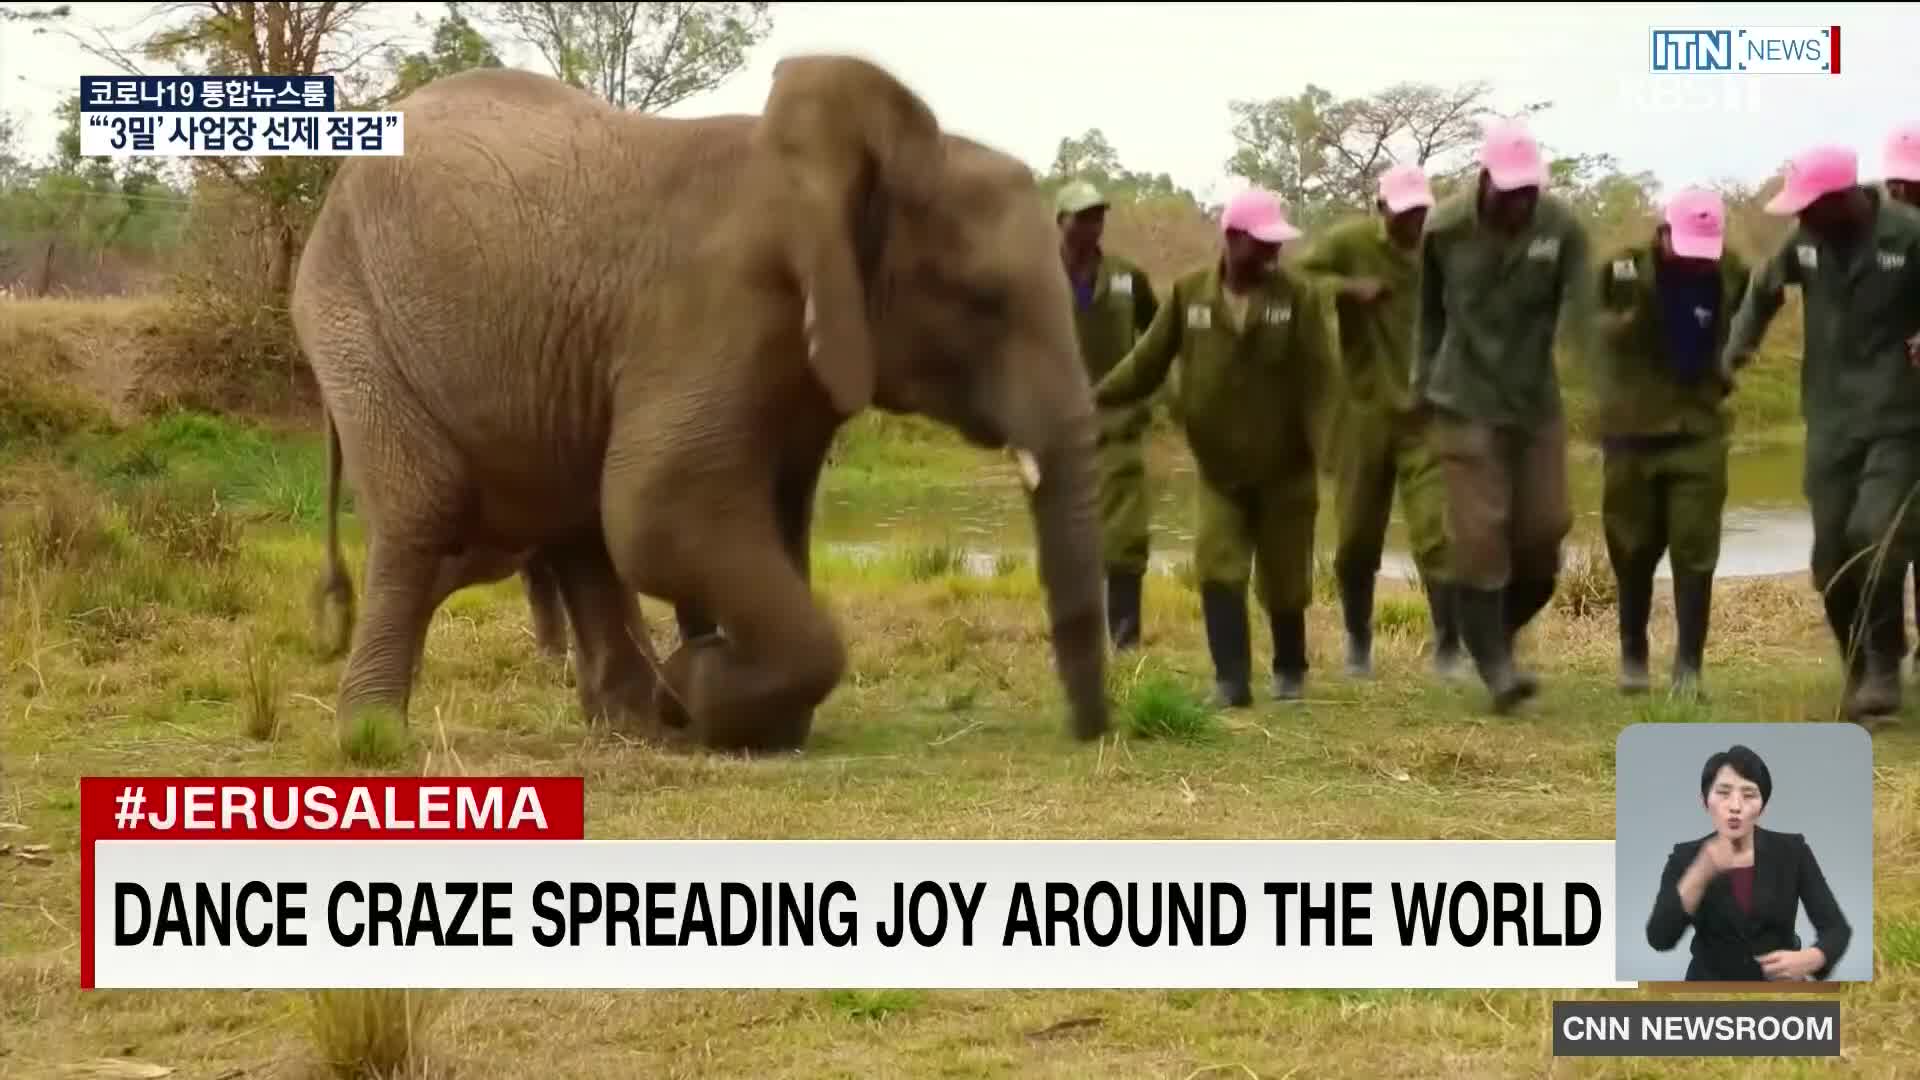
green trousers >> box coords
[1428,410,1572,592]
[1095,403,1153,575]
[1194,471,1318,614]
[1333,404,1450,585]
[1805,429,1920,666]
[1601,434,1729,578]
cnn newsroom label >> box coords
[82,778,1626,990]
[77,75,402,157]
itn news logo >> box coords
[1649,26,1840,74]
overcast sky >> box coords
[4,2,1917,204]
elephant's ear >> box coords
[759,55,944,416]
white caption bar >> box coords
[92,839,1632,989]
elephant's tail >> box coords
[310,407,356,660]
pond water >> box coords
[814,439,1815,582]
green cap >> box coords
[1054,179,1108,216]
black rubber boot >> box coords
[1821,572,1892,720]
[1270,607,1308,701]
[1106,569,1144,651]
[1427,582,1466,679]
[1201,584,1253,708]
[1616,559,1655,695]
[1822,572,1866,688]
[1671,571,1712,699]
[1851,574,1906,720]
[1503,576,1555,697]
[1337,567,1375,678]
[1459,585,1535,714]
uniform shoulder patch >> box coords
[1796,244,1818,271]
[1611,257,1638,281]
[1527,236,1562,261]
[1185,303,1212,329]
[1877,249,1907,272]
[1109,271,1133,295]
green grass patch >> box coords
[1881,919,1920,974]
[63,409,333,524]
[1117,667,1219,743]
[3,400,1916,1080]
[824,989,925,1022]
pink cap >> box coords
[1885,125,1920,182]
[1378,163,1434,214]
[1664,188,1725,260]
[1479,119,1546,192]
[1220,188,1302,244]
[1764,145,1858,215]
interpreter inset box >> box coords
[1614,723,1872,984]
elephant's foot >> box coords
[336,701,411,765]
[578,671,657,736]
[650,636,819,753]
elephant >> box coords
[291,55,1111,754]
[309,414,572,663]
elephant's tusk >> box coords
[802,292,818,359]
[1014,448,1042,492]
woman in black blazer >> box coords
[1645,744,1852,981]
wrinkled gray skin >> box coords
[294,57,1110,752]
[309,427,573,663]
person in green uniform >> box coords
[1722,144,1920,724]
[1880,128,1920,663]
[1588,187,1751,700]
[1412,119,1594,714]
[1094,188,1337,708]
[1056,180,1162,650]
[1297,163,1462,680]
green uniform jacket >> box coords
[1587,240,1752,440]
[1094,260,1337,491]
[1413,188,1595,428]
[1724,191,1920,440]
[1295,215,1421,415]
[1070,251,1160,439]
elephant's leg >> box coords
[521,554,570,659]
[545,531,659,732]
[629,516,841,751]
[655,450,826,733]
[336,533,445,755]
[776,447,825,580]
[666,451,820,649]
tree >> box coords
[480,1,772,112]
[1,93,187,295]
[1225,80,1547,228]
[1547,151,1661,248]
[389,2,503,97]
[1041,128,1200,210]
[0,111,24,190]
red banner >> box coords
[79,776,584,988]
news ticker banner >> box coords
[77,75,402,157]
[82,777,1634,991]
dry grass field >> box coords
[1,277,1911,1079]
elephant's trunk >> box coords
[1019,409,1109,741]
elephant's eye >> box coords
[925,268,1007,325]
